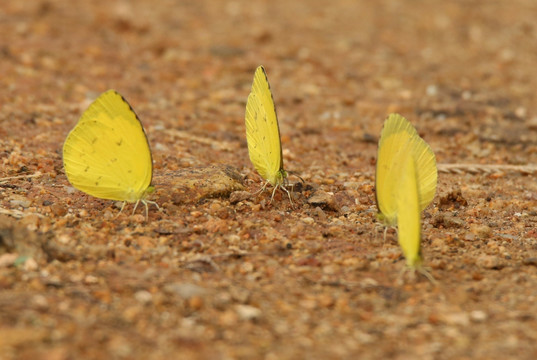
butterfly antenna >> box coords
[287,170,305,184]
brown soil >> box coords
[2,1,537,359]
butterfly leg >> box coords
[280,185,294,206]
[270,183,280,202]
[145,200,160,210]
[253,180,271,196]
[132,200,141,215]
[116,201,127,218]
[141,200,160,220]
[380,226,397,246]
[417,266,437,284]
[397,265,437,285]
[143,201,149,219]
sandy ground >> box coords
[2,0,537,359]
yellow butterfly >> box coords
[375,113,437,278]
[376,113,437,227]
[245,66,293,202]
[63,90,157,216]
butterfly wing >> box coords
[62,90,153,202]
[408,132,437,212]
[375,114,437,225]
[396,156,423,268]
[376,115,414,225]
[245,66,284,186]
[378,113,418,142]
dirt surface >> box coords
[2,0,537,359]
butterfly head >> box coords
[123,184,155,203]
[268,168,288,187]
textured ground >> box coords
[2,0,537,359]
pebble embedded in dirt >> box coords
[476,255,504,270]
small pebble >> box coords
[470,224,493,239]
[0,253,18,267]
[134,290,153,304]
[84,275,99,284]
[229,191,251,204]
[163,283,207,298]
[476,254,504,269]
[440,312,470,326]
[22,257,38,271]
[307,190,337,211]
[523,258,537,267]
[426,84,438,96]
[32,294,49,310]
[470,310,487,322]
[9,196,31,208]
[240,262,254,274]
[188,296,204,310]
[235,304,262,321]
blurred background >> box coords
[3,0,537,172]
